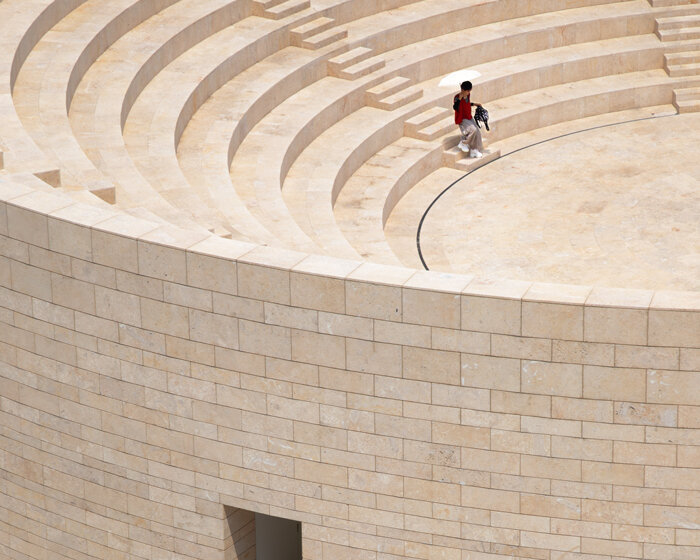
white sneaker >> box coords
[469,149,483,158]
[458,141,469,153]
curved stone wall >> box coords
[1,183,699,560]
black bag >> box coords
[474,106,490,131]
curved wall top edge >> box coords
[1,177,699,318]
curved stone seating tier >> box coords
[181,2,657,253]
[0,0,86,179]
[287,35,666,259]
[334,68,676,265]
[6,0,653,247]
[11,0,188,203]
[176,47,328,246]
[382,104,677,269]
[15,0,254,232]
[332,136,438,265]
[105,7,278,237]
[78,0,417,237]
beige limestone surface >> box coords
[388,112,700,291]
[2,1,700,560]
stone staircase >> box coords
[290,15,348,49]
[327,46,386,79]
[366,77,423,110]
[653,0,700,111]
[253,0,310,19]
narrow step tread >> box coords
[661,38,700,52]
[337,57,385,79]
[651,0,700,7]
[675,98,700,112]
[370,86,423,110]
[658,15,700,30]
[366,76,413,100]
[264,0,310,19]
[674,85,700,99]
[666,50,700,64]
[659,27,700,41]
[405,107,452,130]
[452,149,501,172]
[301,28,347,49]
[668,61,700,75]
[328,46,373,69]
[291,16,335,39]
[255,0,287,8]
[410,120,454,142]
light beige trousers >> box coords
[459,118,483,151]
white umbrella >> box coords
[438,69,481,88]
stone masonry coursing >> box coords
[0,185,699,560]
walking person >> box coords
[454,81,484,158]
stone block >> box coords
[461,354,520,391]
[403,346,459,385]
[583,365,645,402]
[461,295,521,335]
[522,302,583,341]
[521,360,582,397]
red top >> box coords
[454,94,472,124]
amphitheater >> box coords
[1,0,700,558]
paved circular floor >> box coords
[409,113,700,291]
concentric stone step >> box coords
[446,147,500,172]
[404,107,453,138]
[657,13,700,30]
[265,0,311,20]
[300,26,348,49]
[673,85,700,111]
[666,49,700,64]
[667,60,700,74]
[290,14,348,49]
[658,26,700,40]
[366,78,423,110]
[253,0,310,19]
[366,76,413,104]
[650,0,700,6]
[290,15,335,40]
[407,117,454,142]
[328,46,374,75]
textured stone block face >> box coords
[584,306,648,345]
[649,310,700,348]
[462,296,520,335]
[237,263,290,305]
[522,302,583,340]
[461,354,520,391]
[521,360,582,397]
[403,289,459,329]
[583,366,646,402]
[187,252,237,295]
[346,338,401,377]
[138,241,187,283]
[647,370,700,406]
[11,261,52,300]
[7,205,49,248]
[291,272,345,313]
[92,230,139,273]
[346,280,401,321]
[48,217,92,261]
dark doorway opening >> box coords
[224,507,302,560]
[255,513,302,560]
